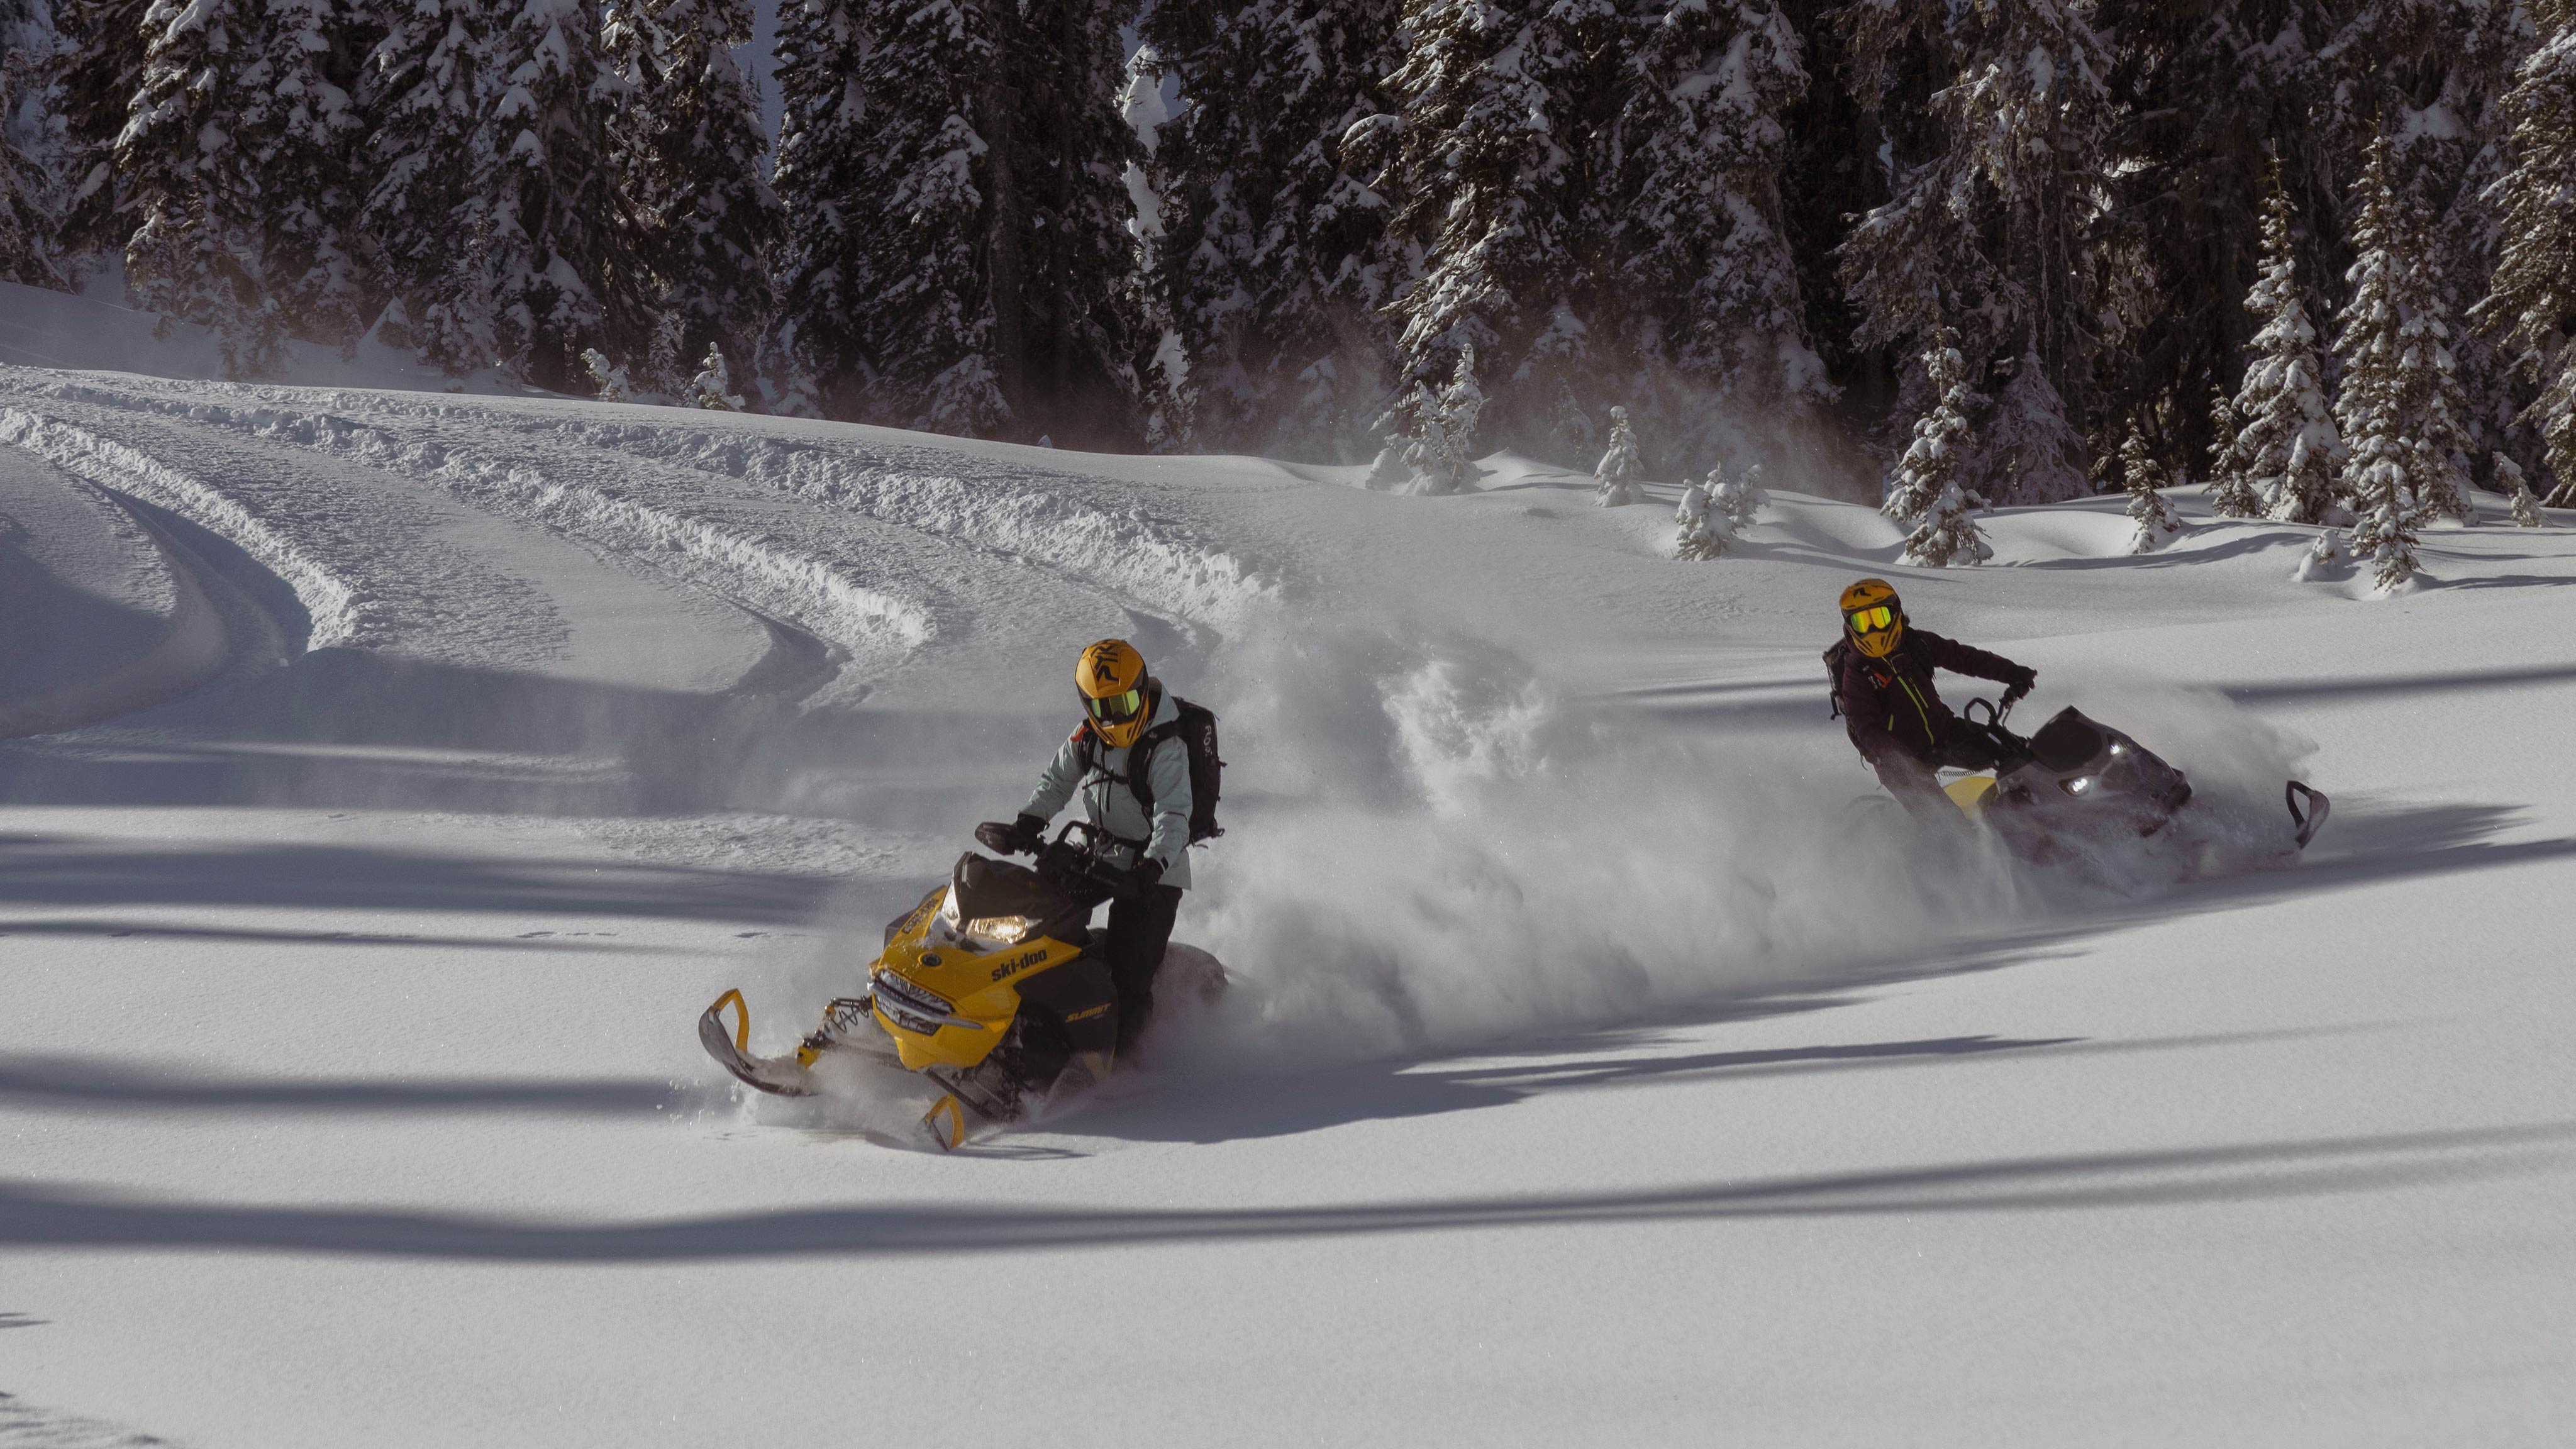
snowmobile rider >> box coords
[1832,578,2039,819]
[975,638,1192,1056]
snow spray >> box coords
[1160,625,2023,1069]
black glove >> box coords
[974,814,1048,855]
[1119,857,1166,896]
[2000,669,2036,709]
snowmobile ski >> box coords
[697,989,882,1097]
[919,1093,977,1152]
[2286,780,2330,850]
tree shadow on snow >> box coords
[1,1121,2565,1262]
[1079,1026,2358,1148]
[1078,793,2562,1147]
[0,830,834,922]
[2218,659,2576,705]
[0,1053,684,1118]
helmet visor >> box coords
[1084,688,1145,726]
[1846,604,1895,634]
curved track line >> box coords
[0,498,228,739]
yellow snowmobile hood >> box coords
[1945,774,1999,819]
[866,884,1087,1070]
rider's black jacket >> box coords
[1833,630,2035,765]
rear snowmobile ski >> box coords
[699,822,1226,1150]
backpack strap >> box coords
[1073,717,1171,853]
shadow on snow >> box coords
[0,1122,2565,1262]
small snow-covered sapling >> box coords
[1674,484,1728,560]
[1594,406,1642,507]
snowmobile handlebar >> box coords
[1960,697,2036,767]
[1033,821,1148,892]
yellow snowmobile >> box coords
[1938,697,2329,856]
[697,821,1224,1150]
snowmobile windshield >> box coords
[941,853,1089,947]
[2029,711,2107,772]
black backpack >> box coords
[1079,694,1225,845]
[1822,638,1853,719]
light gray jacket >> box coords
[1020,687,1194,889]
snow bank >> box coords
[608,423,1279,633]
[0,404,374,647]
[6,377,933,682]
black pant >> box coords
[1870,726,2011,823]
[1013,956,1119,1077]
[1069,880,1185,1055]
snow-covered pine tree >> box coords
[2338,138,2424,591]
[1711,461,1764,531]
[48,0,149,261]
[1838,0,2117,499]
[1384,383,1447,487]
[2296,523,2348,580]
[603,0,777,394]
[762,0,870,416]
[2391,187,2477,523]
[2206,384,2265,517]
[361,0,490,370]
[1616,0,1823,446]
[2231,165,2342,523]
[249,0,367,349]
[2319,0,2534,470]
[0,0,60,286]
[771,0,1147,441]
[1674,482,1727,559]
[1353,0,1623,463]
[120,0,287,371]
[2092,0,2346,475]
[582,346,633,399]
[472,0,652,389]
[2499,452,2543,525]
[2121,423,2181,552]
[2346,431,2423,591]
[1140,0,1403,458]
[2336,131,2465,536]
[689,343,742,409]
[1979,346,2090,505]
[1389,343,1484,493]
[2474,0,2576,506]
[1884,331,1991,567]
[1594,404,1641,506]
[118,0,368,371]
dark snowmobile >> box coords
[1935,697,2328,859]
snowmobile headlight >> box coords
[2108,743,2125,757]
[961,914,1035,948]
[872,971,960,1035]
[2065,776,2094,796]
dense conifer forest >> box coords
[3,0,2571,518]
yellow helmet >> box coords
[1840,577,1904,658]
[1075,638,1154,748]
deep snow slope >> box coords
[0,321,2570,1446]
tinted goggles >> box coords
[1846,605,1896,633]
[1084,688,1145,725]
